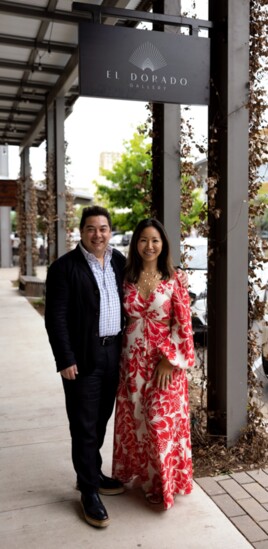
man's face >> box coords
[80,215,112,257]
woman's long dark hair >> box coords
[125,218,175,283]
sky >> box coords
[64,98,150,190]
[8,99,148,184]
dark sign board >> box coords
[0,179,18,207]
[78,23,210,105]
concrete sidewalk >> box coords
[0,266,253,548]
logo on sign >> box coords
[129,42,167,72]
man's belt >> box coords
[99,334,121,346]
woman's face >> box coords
[137,226,163,266]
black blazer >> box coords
[45,245,126,375]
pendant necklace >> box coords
[136,269,161,299]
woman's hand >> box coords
[154,356,173,390]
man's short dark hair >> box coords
[80,205,112,231]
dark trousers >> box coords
[62,339,121,496]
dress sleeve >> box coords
[158,273,195,369]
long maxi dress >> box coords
[112,271,195,509]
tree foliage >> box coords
[95,126,152,231]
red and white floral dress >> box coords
[112,272,195,509]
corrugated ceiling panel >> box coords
[0,45,31,62]
[0,14,40,37]
[43,21,77,44]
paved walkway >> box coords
[0,266,267,548]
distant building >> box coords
[99,151,121,173]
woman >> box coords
[112,218,195,509]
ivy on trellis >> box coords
[17,175,38,276]
[178,1,268,475]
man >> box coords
[45,205,126,528]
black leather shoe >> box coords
[81,493,110,528]
[99,471,125,496]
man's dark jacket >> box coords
[45,245,126,375]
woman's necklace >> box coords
[136,269,162,299]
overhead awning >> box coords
[0,0,151,152]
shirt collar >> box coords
[79,241,113,264]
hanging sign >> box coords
[78,22,210,105]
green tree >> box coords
[10,210,17,233]
[95,126,152,231]
[181,187,207,236]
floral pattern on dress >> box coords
[112,272,195,509]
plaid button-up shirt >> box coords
[79,242,121,336]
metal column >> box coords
[207,0,249,444]
[54,96,66,258]
[0,145,11,268]
[152,0,181,266]
[46,96,66,262]
[163,103,181,265]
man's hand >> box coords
[177,269,188,288]
[60,365,78,380]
